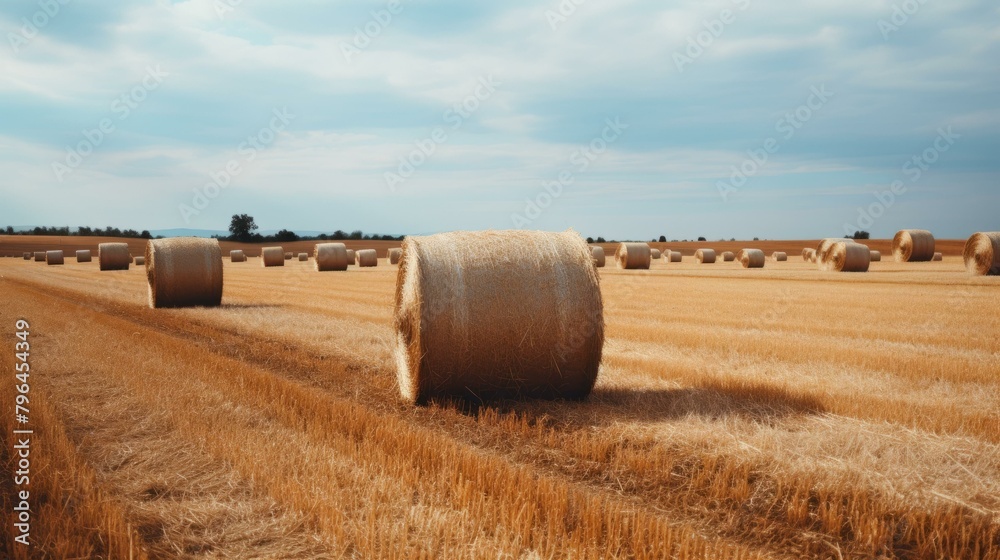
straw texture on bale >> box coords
[33,251,46,262]
[298,253,308,261]
[394,230,603,404]
[75,250,92,262]
[388,248,402,265]
[145,237,223,309]
[45,250,64,265]
[964,232,1000,276]
[134,256,145,265]
[345,249,355,263]
[356,249,378,267]
[230,250,246,262]
[820,242,870,273]
[261,247,285,267]
[314,242,349,272]
[615,243,651,269]
[802,248,816,262]
[721,251,735,262]
[650,248,662,259]
[739,249,765,269]
[98,243,130,271]
[668,251,682,262]
[284,252,293,260]
[23,252,31,260]
[869,250,881,262]
[816,238,855,265]
[591,246,605,268]
[932,252,943,261]
[694,249,716,264]
[893,229,935,262]
[772,252,787,262]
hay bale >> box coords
[893,229,935,262]
[45,250,64,265]
[98,243,130,270]
[650,248,662,259]
[284,252,293,260]
[615,243,651,269]
[394,230,602,403]
[76,250,92,262]
[298,253,308,261]
[721,251,735,262]
[388,248,402,265]
[23,252,31,260]
[739,249,765,269]
[694,249,716,264]
[869,250,881,262]
[261,247,285,267]
[772,252,787,262]
[816,238,855,264]
[964,232,1000,276]
[668,251,682,262]
[230,250,246,262]
[932,252,943,261]
[821,241,870,273]
[33,251,45,262]
[346,249,356,264]
[802,248,816,262]
[314,242,349,272]
[356,249,378,267]
[145,238,223,309]
[591,246,605,268]
[134,256,145,265]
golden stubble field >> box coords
[0,237,998,559]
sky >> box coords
[1,0,997,240]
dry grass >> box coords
[1,240,999,559]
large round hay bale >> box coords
[964,232,1000,276]
[314,242,349,271]
[615,243,651,269]
[297,253,308,261]
[932,252,943,261]
[893,229,935,262]
[283,252,293,260]
[33,251,46,262]
[694,249,716,264]
[46,250,64,265]
[23,252,31,260]
[356,249,378,267]
[668,251,682,262]
[869,250,881,262]
[816,238,855,264]
[76,250,92,262]
[591,246,605,268]
[802,248,816,262]
[739,249,765,269]
[394,230,603,404]
[650,248,662,259]
[145,238,223,309]
[134,256,145,265]
[261,247,284,267]
[230,250,246,262]
[98,243,130,270]
[388,248,402,264]
[821,242,870,272]
[721,251,735,262]
[772,252,787,262]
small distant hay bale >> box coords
[771,252,787,262]
[694,249,716,264]
[869,250,881,262]
[76,250,92,262]
[284,252,293,260]
[591,246,605,268]
[932,252,943,261]
[98,243,130,270]
[739,249,765,269]
[261,246,285,267]
[134,256,145,265]
[615,243,651,269]
[394,229,602,404]
[650,248,662,259]
[388,248,402,264]
[356,249,378,267]
[145,237,223,308]
[802,248,816,262]
[230,250,246,262]
[893,229,935,262]
[298,253,308,261]
[721,251,735,262]
[23,252,31,260]
[821,241,870,273]
[314,242,349,272]
[33,251,46,262]
[345,249,355,264]
[46,250,64,265]
[668,251,682,262]
[964,232,1000,276]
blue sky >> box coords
[1,0,997,240]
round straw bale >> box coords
[591,246,605,268]
[394,230,602,404]
[388,248,402,264]
[45,250,64,265]
[893,229,935,262]
[615,243,651,269]
[721,251,735,262]
[668,251,682,262]
[261,247,285,267]
[869,250,881,262]
[802,248,816,262]
[356,249,378,267]
[345,249,355,264]
[821,242,870,272]
[772,252,787,262]
[650,248,662,259]
[964,232,1000,276]
[230,250,246,262]
[694,249,716,264]
[284,252,293,260]
[76,250,92,262]
[314,242,348,271]
[932,252,943,261]
[23,252,31,260]
[739,249,765,269]
[298,253,308,261]
[33,251,46,262]
[145,238,223,309]
[98,243,130,270]
[134,256,145,265]
[816,238,855,264]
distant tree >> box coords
[332,230,347,240]
[122,229,139,238]
[349,230,363,240]
[852,230,870,240]
[730,238,735,242]
[229,214,258,242]
[4,226,12,234]
[273,229,299,242]
[596,236,606,243]
[586,237,594,244]
[658,235,666,243]
[697,236,707,242]
[753,237,760,241]
[318,233,328,240]
[140,230,152,239]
